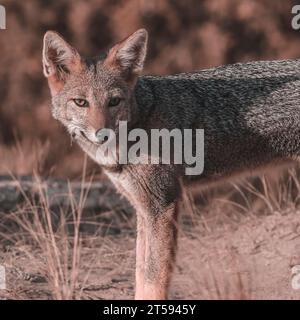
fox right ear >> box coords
[42,31,82,95]
[104,29,148,83]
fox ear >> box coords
[105,29,148,81]
[42,31,82,94]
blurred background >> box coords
[0,0,300,178]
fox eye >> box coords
[108,97,121,107]
[73,99,89,108]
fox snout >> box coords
[75,128,108,145]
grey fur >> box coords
[136,59,300,184]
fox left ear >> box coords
[42,31,82,95]
[105,29,148,82]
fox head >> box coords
[42,29,148,144]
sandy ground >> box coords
[1,206,300,300]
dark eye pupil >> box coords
[109,97,121,107]
[74,99,88,107]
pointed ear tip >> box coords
[137,28,147,33]
[43,30,64,43]
[44,30,55,38]
[136,28,148,38]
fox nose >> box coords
[95,129,109,144]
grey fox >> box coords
[43,28,300,299]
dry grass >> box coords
[0,158,97,299]
[0,138,51,176]
[1,141,300,299]
[176,167,300,300]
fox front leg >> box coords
[125,167,180,300]
[135,202,179,300]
